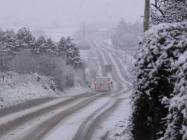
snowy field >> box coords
[0,72,58,109]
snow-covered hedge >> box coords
[131,22,187,140]
[0,72,57,109]
[161,52,187,140]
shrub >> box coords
[131,22,187,140]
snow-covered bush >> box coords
[131,22,187,140]
[0,72,57,109]
[161,51,187,140]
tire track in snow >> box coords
[0,92,102,138]
[72,99,124,140]
[0,97,55,118]
[95,49,123,93]
[1,92,111,140]
[95,41,132,87]
[91,41,124,91]
[94,41,130,90]
[98,41,134,83]
[92,40,132,139]
[43,97,111,140]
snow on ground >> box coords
[104,39,113,46]
[0,98,69,127]
[43,97,111,140]
[95,50,104,77]
[103,48,130,87]
[107,48,134,82]
[0,39,133,140]
[0,72,58,109]
[91,94,131,140]
[0,47,95,109]
[1,97,89,140]
[80,50,89,63]
[97,40,133,140]
[62,86,92,97]
[97,48,118,92]
[102,40,135,77]
[0,70,92,109]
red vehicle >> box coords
[93,77,113,92]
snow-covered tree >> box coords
[161,52,187,140]
[16,27,35,50]
[33,35,47,54]
[151,0,187,24]
[0,30,18,71]
[58,37,67,54]
[131,22,187,140]
[2,30,18,54]
[58,37,82,67]
[45,38,57,55]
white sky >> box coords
[0,0,144,36]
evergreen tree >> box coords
[58,37,67,53]
[0,30,17,71]
[58,37,82,67]
[3,30,18,54]
[45,38,57,55]
[33,35,47,54]
[16,27,35,50]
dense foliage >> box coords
[131,1,187,139]
[131,22,187,140]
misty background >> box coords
[0,0,144,39]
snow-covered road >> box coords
[0,39,132,140]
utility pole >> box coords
[144,0,150,32]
